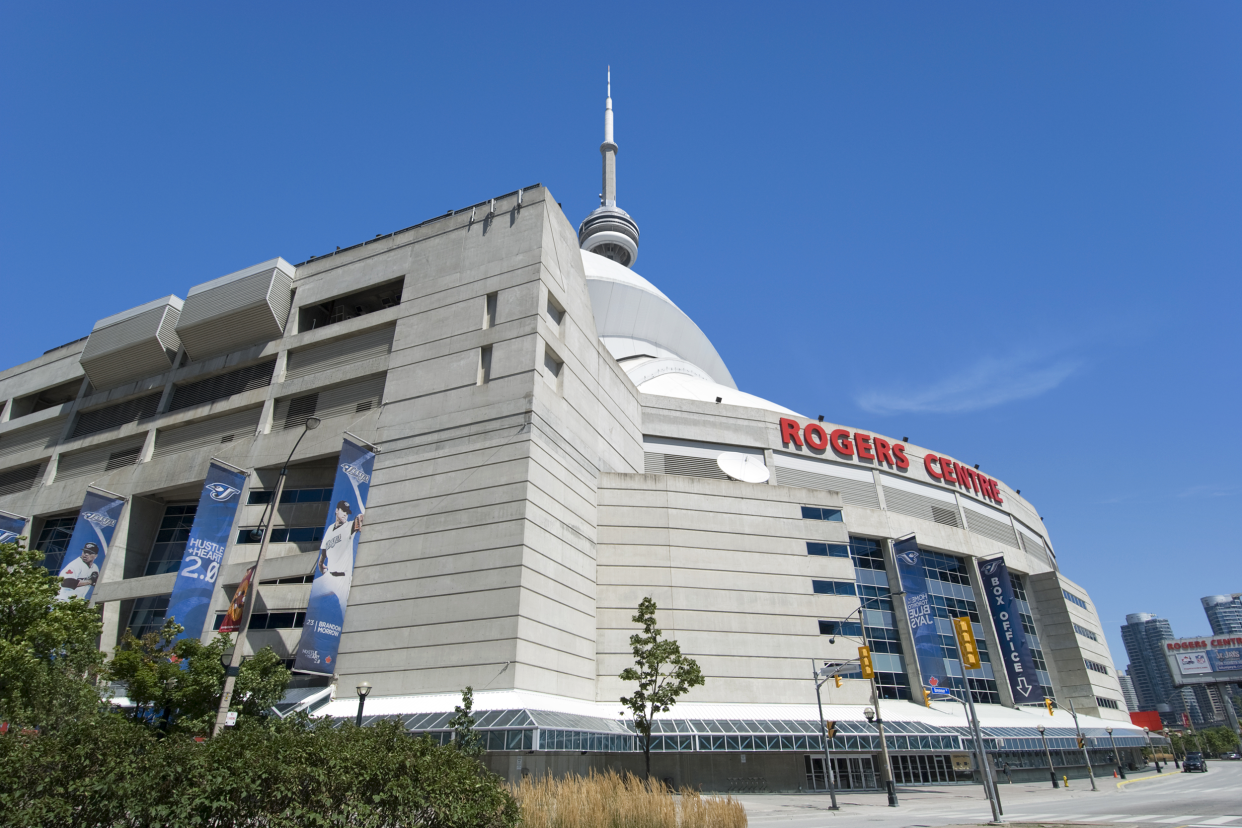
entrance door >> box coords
[804,756,878,791]
[804,755,828,790]
[834,756,877,790]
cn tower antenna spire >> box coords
[602,67,617,206]
[578,65,640,268]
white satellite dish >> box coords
[717,452,770,484]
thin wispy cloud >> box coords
[855,351,1081,415]
[1176,483,1241,499]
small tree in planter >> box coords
[449,685,485,758]
[619,597,704,779]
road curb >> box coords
[1115,771,1186,790]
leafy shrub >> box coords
[1,715,518,828]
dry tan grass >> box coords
[511,770,747,828]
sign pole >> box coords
[811,660,840,809]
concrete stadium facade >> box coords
[0,96,1154,790]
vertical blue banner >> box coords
[55,490,125,602]
[293,438,376,675]
[892,536,950,690]
[0,511,28,545]
[166,462,248,645]
[977,557,1042,703]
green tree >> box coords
[0,537,107,730]
[107,617,291,735]
[448,685,485,758]
[619,596,705,779]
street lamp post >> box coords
[1142,727,1161,773]
[1037,724,1059,788]
[863,703,898,807]
[1066,699,1098,792]
[355,681,372,726]
[810,660,840,809]
[211,416,321,737]
[1106,726,1126,778]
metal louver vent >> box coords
[0,418,65,460]
[1019,532,1053,566]
[176,259,295,360]
[775,466,881,508]
[273,374,385,431]
[72,392,162,438]
[643,452,729,480]
[79,296,182,391]
[285,326,395,381]
[56,438,146,482]
[152,407,262,460]
[964,508,1019,549]
[881,486,963,527]
[168,359,276,412]
[0,462,43,496]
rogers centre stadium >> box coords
[0,82,1160,790]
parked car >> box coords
[1223,753,1241,760]
[1182,753,1207,772]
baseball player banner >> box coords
[165,462,248,645]
[218,565,256,634]
[293,438,375,675]
[0,510,28,545]
[892,536,951,691]
[977,557,1042,704]
[55,489,126,603]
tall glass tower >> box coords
[1120,612,1204,728]
[1202,594,1242,635]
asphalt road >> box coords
[735,760,1242,828]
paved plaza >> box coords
[737,761,1242,828]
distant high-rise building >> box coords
[1202,594,1242,635]
[1118,670,1140,712]
[1120,613,1204,728]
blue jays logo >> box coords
[342,463,371,484]
[980,559,1003,576]
[83,511,117,528]
[206,483,240,502]
[896,549,919,566]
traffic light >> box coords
[1044,697,1055,716]
[1077,736,1086,750]
[858,645,875,679]
[834,675,842,688]
[952,617,981,670]
[923,687,933,707]
[826,721,837,739]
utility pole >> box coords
[1066,699,1097,792]
[951,616,1002,823]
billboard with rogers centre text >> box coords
[1163,635,1242,686]
[777,417,1005,506]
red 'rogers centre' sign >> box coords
[778,418,1004,505]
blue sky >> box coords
[2,4,1238,669]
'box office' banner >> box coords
[977,557,1042,703]
[55,489,126,603]
[294,438,376,675]
[0,511,28,545]
[165,462,248,645]
[893,536,951,691]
